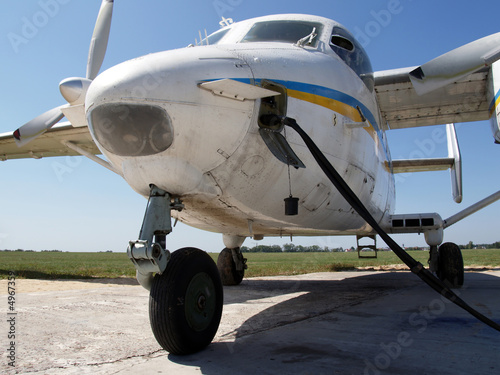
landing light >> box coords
[89,103,174,157]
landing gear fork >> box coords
[127,184,184,290]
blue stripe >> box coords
[254,79,388,158]
[269,79,381,130]
[489,89,500,112]
[208,77,389,158]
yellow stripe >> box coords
[491,95,500,117]
[287,89,364,122]
[286,88,379,144]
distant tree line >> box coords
[0,249,63,252]
[2,241,500,253]
[240,240,500,253]
[459,241,500,250]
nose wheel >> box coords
[149,247,223,355]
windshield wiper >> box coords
[296,27,317,47]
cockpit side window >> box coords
[241,21,323,47]
[329,26,374,91]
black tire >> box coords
[217,248,245,286]
[149,247,223,355]
[437,242,464,288]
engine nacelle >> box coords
[489,61,500,143]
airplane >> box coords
[1,1,500,355]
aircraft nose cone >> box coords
[88,103,174,157]
[85,46,255,197]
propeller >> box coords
[13,105,66,147]
[409,32,500,96]
[86,0,114,81]
[13,0,114,146]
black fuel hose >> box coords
[262,114,500,332]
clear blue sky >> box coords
[0,0,499,252]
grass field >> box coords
[1,249,499,280]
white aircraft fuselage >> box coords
[4,5,500,355]
[86,14,394,240]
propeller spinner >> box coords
[13,0,114,146]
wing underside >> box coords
[374,66,491,130]
[0,123,99,161]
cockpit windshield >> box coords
[240,20,323,47]
[198,28,230,46]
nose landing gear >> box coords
[127,185,223,355]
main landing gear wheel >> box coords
[149,247,223,355]
[437,242,464,289]
[217,247,245,286]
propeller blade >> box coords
[13,105,66,147]
[86,0,114,80]
[409,32,500,95]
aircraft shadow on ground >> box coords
[168,271,500,374]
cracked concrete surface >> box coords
[1,271,499,374]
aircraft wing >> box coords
[0,122,100,161]
[374,66,491,130]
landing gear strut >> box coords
[127,185,224,354]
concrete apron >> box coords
[1,270,499,374]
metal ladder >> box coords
[356,235,378,259]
